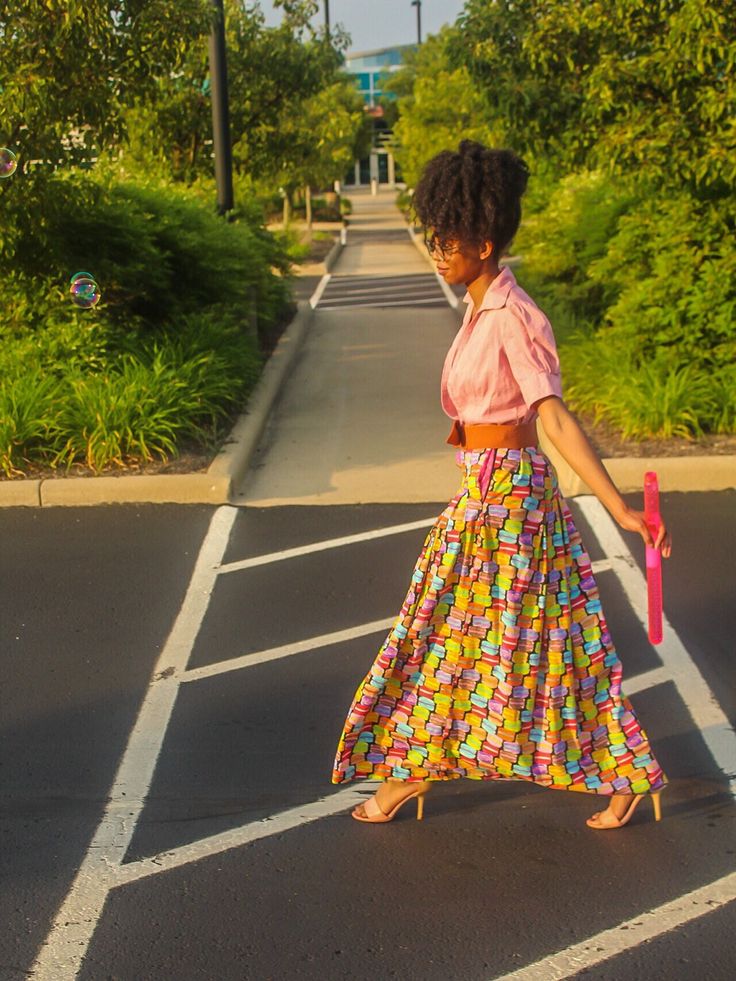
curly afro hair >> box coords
[412,140,530,258]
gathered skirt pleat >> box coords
[330,446,668,796]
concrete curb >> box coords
[290,227,345,279]
[0,301,316,508]
[323,230,346,274]
[403,215,736,498]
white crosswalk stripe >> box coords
[317,272,447,309]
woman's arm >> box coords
[536,396,672,557]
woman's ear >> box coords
[479,240,494,260]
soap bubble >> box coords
[69,274,101,309]
[69,271,96,286]
[0,148,17,178]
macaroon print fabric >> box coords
[331,445,668,796]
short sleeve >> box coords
[500,301,563,409]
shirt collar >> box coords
[462,265,516,312]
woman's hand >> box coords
[614,504,672,557]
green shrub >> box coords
[561,335,731,439]
[514,169,636,326]
[587,191,736,371]
[0,170,293,476]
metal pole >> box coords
[208,0,233,214]
[325,0,330,36]
[411,1,422,44]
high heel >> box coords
[586,791,662,830]
[351,786,429,823]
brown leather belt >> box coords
[446,418,538,449]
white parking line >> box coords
[218,515,437,574]
[621,664,671,696]
[493,869,736,981]
[115,786,373,885]
[29,506,239,981]
[182,616,396,681]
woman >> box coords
[331,140,671,830]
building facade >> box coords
[342,44,415,190]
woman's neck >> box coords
[466,261,501,312]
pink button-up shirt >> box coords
[440,265,563,425]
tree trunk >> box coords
[305,184,312,234]
[283,190,292,228]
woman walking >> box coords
[331,140,671,830]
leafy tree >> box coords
[0,0,213,176]
[107,0,360,209]
[454,0,735,197]
[252,75,366,227]
[386,28,501,188]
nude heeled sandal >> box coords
[351,787,429,823]
[586,791,663,830]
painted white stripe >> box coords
[622,665,670,696]
[333,273,434,284]
[30,506,240,981]
[322,283,442,299]
[182,617,395,681]
[218,515,437,575]
[318,297,447,309]
[115,787,375,885]
[492,869,736,981]
[576,495,736,797]
[309,271,331,309]
[330,278,436,297]
[590,558,612,574]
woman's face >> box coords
[427,236,494,286]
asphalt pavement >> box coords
[1,188,735,981]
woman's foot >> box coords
[586,793,638,829]
[352,778,431,820]
[587,789,664,829]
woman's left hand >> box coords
[616,505,672,557]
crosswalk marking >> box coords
[317,272,447,309]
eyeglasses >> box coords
[424,236,462,259]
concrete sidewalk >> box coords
[1,186,733,507]
[233,188,464,505]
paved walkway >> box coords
[233,188,464,506]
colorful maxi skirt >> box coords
[331,446,668,796]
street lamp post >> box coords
[325,0,330,37]
[411,0,422,45]
[208,0,234,215]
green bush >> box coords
[0,171,293,477]
[560,336,733,440]
[586,191,736,371]
[514,170,637,329]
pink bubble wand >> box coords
[644,471,663,645]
